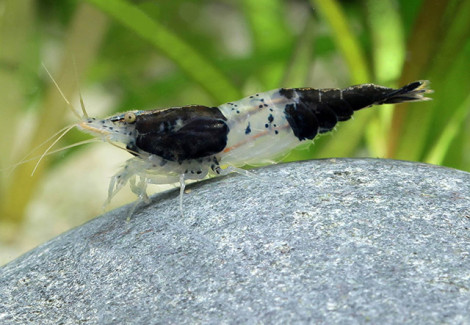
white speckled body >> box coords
[218,89,301,167]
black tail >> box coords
[283,81,432,141]
[340,80,433,110]
[342,80,432,111]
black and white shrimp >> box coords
[44,80,432,215]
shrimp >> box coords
[45,79,433,216]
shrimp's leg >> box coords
[125,176,149,221]
[126,173,186,220]
[179,174,186,217]
[126,199,141,222]
[129,176,150,204]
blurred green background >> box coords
[0,0,469,265]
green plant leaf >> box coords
[85,0,241,103]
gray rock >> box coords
[1,158,469,324]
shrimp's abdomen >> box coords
[218,81,431,166]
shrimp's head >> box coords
[78,110,142,148]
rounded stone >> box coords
[0,159,469,324]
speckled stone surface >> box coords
[1,158,469,324]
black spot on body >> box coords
[245,122,251,134]
[268,114,274,123]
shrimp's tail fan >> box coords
[379,80,433,105]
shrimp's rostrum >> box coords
[62,81,432,211]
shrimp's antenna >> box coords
[72,57,89,119]
[7,138,99,174]
[37,138,99,157]
[24,124,76,158]
[31,124,76,175]
[42,63,82,120]
[79,90,88,119]
[7,124,74,172]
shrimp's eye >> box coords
[124,112,136,123]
